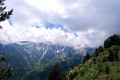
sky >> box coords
[0,0,120,48]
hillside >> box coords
[0,42,89,80]
[67,34,120,80]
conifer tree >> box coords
[0,0,13,28]
[98,46,104,52]
[83,53,90,63]
[0,57,13,79]
[86,53,90,60]
[48,63,66,80]
[104,34,120,48]
[0,0,13,79]
[94,48,99,57]
[108,49,114,61]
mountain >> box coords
[67,34,120,80]
[84,47,95,54]
[0,41,92,80]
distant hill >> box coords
[0,41,93,80]
[67,34,120,80]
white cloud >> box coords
[0,0,119,47]
[0,21,87,48]
[0,20,107,47]
[24,0,65,14]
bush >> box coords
[67,67,78,80]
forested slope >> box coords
[67,34,120,80]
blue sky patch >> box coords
[35,26,41,28]
[45,22,69,33]
[74,33,78,37]
[45,22,78,37]
[8,19,13,26]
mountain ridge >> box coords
[0,41,94,80]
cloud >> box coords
[0,0,119,47]
[57,0,120,34]
[0,21,87,48]
[0,20,107,47]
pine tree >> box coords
[48,63,66,80]
[0,0,13,79]
[0,57,13,79]
[83,56,87,63]
[104,34,120,48]
[94,48,99,57]
[98,46,104,52]
[86,53,90,60]
[0,0,13,28]
[83,53,90,63]
[108,49,114,61]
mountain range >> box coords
[0,41,94,80]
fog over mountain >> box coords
[0,0,120,47]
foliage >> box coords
[0,0,13,79]
[94,48,99,57]
[0,0,13,28]
[83,53,90,63]
[108,45,119,61]
[67,34,120,80]
[48,63,66,80]
[104,62,110,74]
[104,34,120,48]
[0,56,13,79]
[67,67,78,80]
[94,46,104,57]
[98,46,104,52]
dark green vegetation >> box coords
[0,0,13,79]
[0,57,13,79]
[67,34,120,80]
[48,63,66,80]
